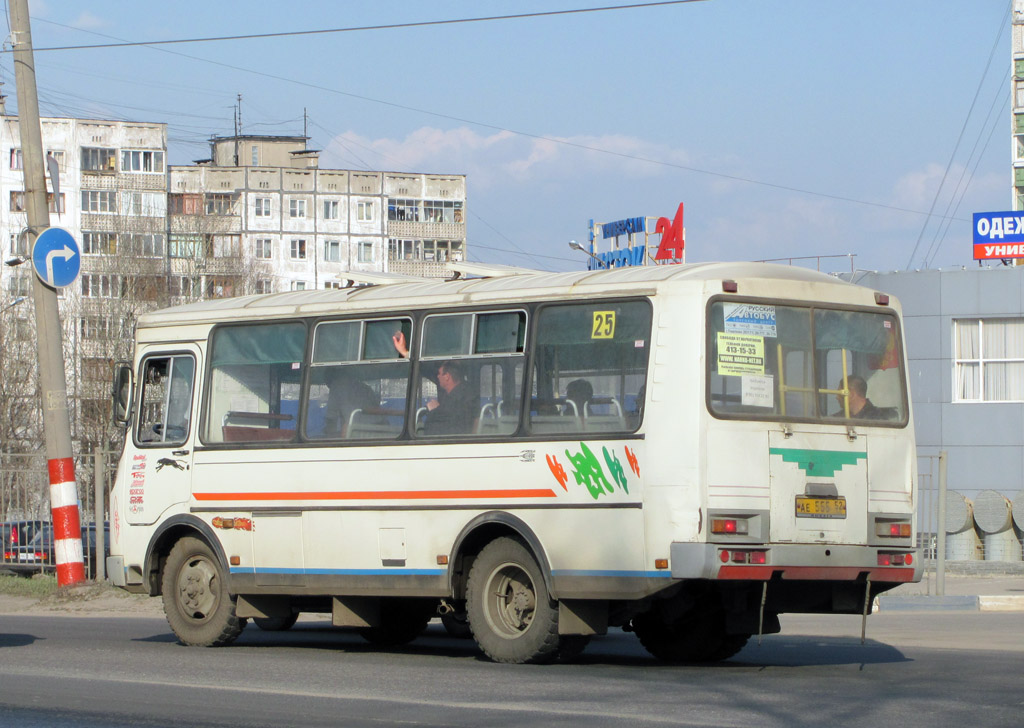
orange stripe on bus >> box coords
[193,488,559,501]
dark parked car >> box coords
[1,520,51,571]
[1,522,110,578]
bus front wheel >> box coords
[466,536,563,664]
[162,536,246,647]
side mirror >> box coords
[112,362,134,426]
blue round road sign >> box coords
[31,227,81,288]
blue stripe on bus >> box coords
[230,567,446,577]
[551,569,673,579]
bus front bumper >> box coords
[670,542,921,584]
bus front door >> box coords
[125,349,199,526]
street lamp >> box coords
[2,295,27,312]
[4,255,27,267]
[568,240,608,269]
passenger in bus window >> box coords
[392,330,410,358]
[565,379,593,418]
[836,375,883,419]
[325,370,378,437]
[423,360,476,435]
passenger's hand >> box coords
[392,331,409,357]
[426,398,439,411]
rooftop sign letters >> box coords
[588,203,686,270]
[973,211,1024,260]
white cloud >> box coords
[70,12,105,30]
[323,126,693,188]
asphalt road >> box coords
[1,612,1022,727]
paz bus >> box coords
[106,261,920,664]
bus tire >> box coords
[358,598,434,647]
[162,536,246,647]
[441,606,473,639]
[632,608,730,663]
[253,613,299,632]
[466,536,561,664]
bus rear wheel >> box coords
[162,536,246,647]
[466,536,564,664]
[632,607,741,663]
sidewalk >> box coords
[875,565,1024,613]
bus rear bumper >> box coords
[670,542,921,584]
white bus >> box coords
[107,262,920,664]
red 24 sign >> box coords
[654,202,685,261]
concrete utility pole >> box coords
[9,0,85,587]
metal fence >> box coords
[0,449,115,580]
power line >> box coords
[20,6,960,222]
[904,0,1011,270]
[22,2,708,53]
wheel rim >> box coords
[484,560,537,639]
[175,553,220,621]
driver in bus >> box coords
[835,375,883,419]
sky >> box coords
[1,0,1015,274]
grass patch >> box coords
[0,573,58,598]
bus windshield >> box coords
[708,300,907,425]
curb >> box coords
[875,594,1024,613]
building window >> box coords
[357,201,374,222]
[211,235,241,258]
[289,199,307,218]
[324,240,341,262]
[387,198,419,221]
[291,281,307,291]
[120,150,164,173]
[9,273,32,297]
[254,197,272,217]
[169,276,199,298]
[255,279,273,295]
[170,193,202,215]
[357,241,374,263]
[82,232,118,256]
[123,233,165,257]
[954,318,1024,402]
[255,238,273,259]
[206,277,236,299]
[169,235,201,259]
[422,199,463,223]
[81,147,116,172]
[323,199,340,220]
[251,145,259,166]
[9,149,22,170]
[324,280,343,289]
[81,190,117,213]
[81,274,123,298]
[80,317,114,341]
[290,239,307,260]
[4,191,56,212]
[205,193,237,215]
[121,191,166,217]
[9,233,29,256]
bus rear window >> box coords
[708,301,907,425]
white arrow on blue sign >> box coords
[31,227,81,288]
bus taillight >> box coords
[877,552,911,566]
[726,550,767,564]
[875,522,912,538]
[711,518,748,535]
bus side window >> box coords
[136,355,195,446]
[416,310,526,438]
[204,322,306,444]
[529,301,651,435]
[304,317,412,440]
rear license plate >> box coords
[795,496,847,519]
